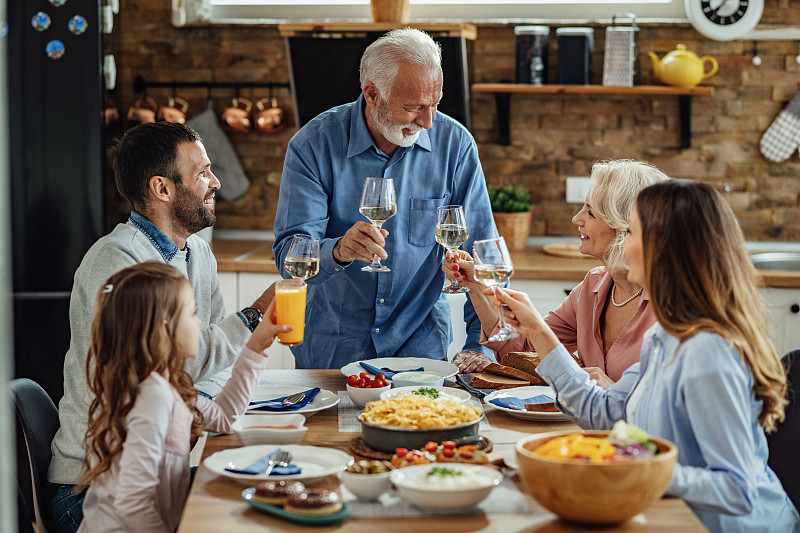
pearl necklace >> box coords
[610,284,643,307]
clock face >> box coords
[685,0,764,41]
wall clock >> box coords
[684,0,764,41]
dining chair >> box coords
[767,348,800,511]
[8,378,60,533]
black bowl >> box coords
[359,412,484,453]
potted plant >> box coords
[488,184,533,251]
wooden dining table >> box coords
[177,369,708,532]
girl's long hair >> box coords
[636,181,787,432]
[77,262,204,489]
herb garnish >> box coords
[426,467,463,478]
[412,387,440,399]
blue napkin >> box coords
[489,394,554,411]
[224,448,302,476]
[359,362,424,379]
[248,388,320,412]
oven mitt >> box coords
[187,101,250,200]
[488,394,554,411]
[224,448,302,476]
[760,91,800,163]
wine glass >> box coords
[359,177,396,272]
[472,236,520,342]
[283,234,321,280]
[435,205,469,293]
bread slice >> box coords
[500,352,546,385]
[469,372,529,390]
[482,362,538,383]
[524,402,558,412]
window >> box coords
[175,0,687,26]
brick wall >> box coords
[107,1,800,241]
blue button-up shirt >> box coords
[537,324,800,533]
[273,96,497,369]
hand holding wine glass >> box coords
[435,205,469,293]
[283,234,321,280]
[472,236,520,342]
[359,177,396,272]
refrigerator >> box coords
[6,0,105,527]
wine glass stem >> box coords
[492,287,508,330]
[447,248,462,288]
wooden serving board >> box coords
[542,242,595,259]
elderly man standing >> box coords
[273,28,497,369]
[46,122,274,532]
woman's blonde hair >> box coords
[636,180,787,432]
[77,262,204,490]
[587,159,670,274]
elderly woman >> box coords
[491,181,798,533]
[448,159,669,388]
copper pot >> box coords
[127,96,158,125]
[254,97,287,134]
[157,96,189,123]
[221,97,253,133]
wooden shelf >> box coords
[472,83,715,148]
[472,83,714,96]
[278,23,476,39]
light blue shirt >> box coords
[537,324,800,533]
[273,96,497,369]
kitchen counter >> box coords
[210,237,800,288]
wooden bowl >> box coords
[515,430,678,525]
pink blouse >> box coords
[481,266,656,381]
[78,348,266,533]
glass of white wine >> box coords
[435,205,469,293]
[359,177,396,272]
[473,236,520,342]
[283,234,321,280]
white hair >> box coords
[359,28,442,99]
[587,159,671,274]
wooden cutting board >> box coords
[542,242,595,259]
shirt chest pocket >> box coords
[408,197,446,247]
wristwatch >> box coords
[240,307,262,330]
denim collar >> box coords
[128,211,191,263]
[347,94,431,159]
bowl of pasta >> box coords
[358,395,484,453]
[515,427,677,525]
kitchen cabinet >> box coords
[760,288,800,357]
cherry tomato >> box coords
[424,441,439,453]
[442,448,456,458]
[395,448,407,457]
[442,441,456,449]
[459,450,474,460]
[358,378,367,388]
[347,375,360,386]
[359,372,368,379]
[375,373,386,382]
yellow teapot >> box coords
[647,44,718,89]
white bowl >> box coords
[339,470,392,500]
[346,383,391,408]
[380,385,472,403]
[389,463,503,510]
[231,414,307,446]
[390,371,445,388]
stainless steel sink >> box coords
[751,252,800,272]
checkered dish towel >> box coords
[760,91,800,163]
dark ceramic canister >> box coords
[515,26,550,85]
[556,27,594,85]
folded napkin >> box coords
[249,388,320,412]
[224,448,302,476]
[359,362,424,379]
[489,394,554,411]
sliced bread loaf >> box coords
[500,352,546,385]
[482,362,538,383]
[469,372,529,390]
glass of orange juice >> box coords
[275,278,307,346]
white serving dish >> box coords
[380,385,472,403]
[339,470,393,500]
[340,357,458,381]
[231,413,307,446]
[390,371,444,388]
[346,382,391,408]
[390,463,503,510]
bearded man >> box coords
[273,28,497,369]
[46,122,274,532]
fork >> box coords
[250,391,306,407]
[262,450,292,476]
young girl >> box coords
[491,181,799,532]
[76,262,290,532]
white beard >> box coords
[369,99,423,148]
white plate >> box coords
[247,385,339,417]
[380,386,472,403]
[484,386,571,421]
[204,444,352,485]
[340,357,458,380]
[503,449,518,470]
